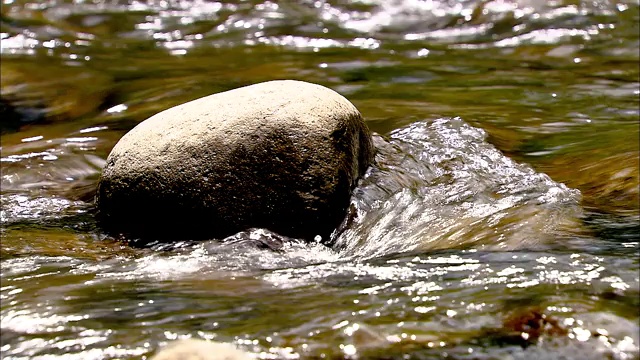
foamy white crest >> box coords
[333,118,581,259]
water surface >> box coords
[1,0,638,359]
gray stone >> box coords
[150,339,251,360]
[96,80,374,242]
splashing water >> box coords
[0,119,635,360]
[334,117,582,259]
[1,0,638,358]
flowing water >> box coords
[1,0,639,359]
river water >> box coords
[1,1,638,359]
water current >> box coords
[1,0,638,359]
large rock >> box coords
[96,80,374,242]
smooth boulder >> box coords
[96,80,374,241]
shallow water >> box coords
[1,0,639,359]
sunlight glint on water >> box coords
[1,0,638,359]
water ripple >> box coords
[334,118,582,258]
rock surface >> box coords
[150,339,251,360]
[96,80,374,241]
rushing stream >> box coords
[1,0,639,359]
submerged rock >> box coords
[0,97,45,134]
[150,339,251,360]
[96,80,374,242]
[0,61,112,127]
